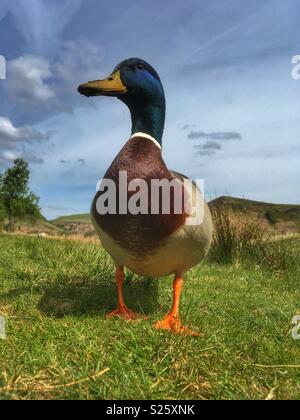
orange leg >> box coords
[107,267,140,320]
[155,275,200,336]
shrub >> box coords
[261,237,300,275]
[209,205,299,274]
[265,209,278,226]
[210,205,267,266]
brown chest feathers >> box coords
[91,137,187,255]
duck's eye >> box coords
[137,63,144,70]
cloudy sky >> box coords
[0,0,299,219]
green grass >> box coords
[0,234,300,400]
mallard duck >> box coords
[78,58,212,336]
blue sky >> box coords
[0,0,299,219]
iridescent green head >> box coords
[78,58,166,144]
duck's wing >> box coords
[171,169,212,227]
[170,170,193,184]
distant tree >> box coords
[0,159,40,232]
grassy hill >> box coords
[3,196,300,239]
[51,213,95,239]
[52,214,92,224]
[0,212,91,239]
[0,213,65,237]
[51,197,300,235]
[209,196,300,233]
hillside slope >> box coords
[53,196,300,235]
[8,196,299,238]
[209,196,300,233]
[1,215,64,237]
[51,213,95,238]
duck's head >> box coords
[78,58,164,102]
[78,58,166,144]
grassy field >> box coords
[0,234,300,400]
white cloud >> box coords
[2,40,103,119]
[2,150,17,162]
[1,149,44,165]
[0,117,45,144]
[0,117,48,166]
[7,55,56,102]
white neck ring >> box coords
[129,132,162,150]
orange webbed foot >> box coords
[107,305,142,320]
[155,315,201,337]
